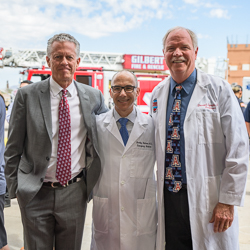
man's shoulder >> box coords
[0,95,5,118]
[75,81,101,95]
[197,69,228,87]
[19,78,49,94]
[152,77,170,95]
[136,108,154,126]
[156,77,169,89]
[96,109,111,119]
[0,94,5,105]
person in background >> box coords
[4,33,107,250]
[150,26,248,250]
[0,93,10,250]
[244,101,250,137]
[232,84,246,113]
[91,70,157,250]
[5,80,32,250]
[6,80,33,123]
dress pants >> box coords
[164,185,193,250]
[19,178,87,250]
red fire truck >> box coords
[20,54,169,113]
[0,47,3,67]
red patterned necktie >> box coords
[165,85,182,192]
[56,89,71,186]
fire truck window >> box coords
[30,74,50,82]
[76,75,92,86]
[41,74,50,81]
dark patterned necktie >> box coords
[165,85,182,192]
[56,89,72,186]
[119,118,129,146]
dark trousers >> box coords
[164,185,193,250]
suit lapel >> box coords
[39,79,52,142]
[75,82,93,138]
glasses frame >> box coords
[111,85,137,93]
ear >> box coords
[194,47,198,60]
[136,87,140,98]
[76,57,81,67]
[46,56,51,68]
[109,88,113,99]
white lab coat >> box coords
[91,107,157,250]
[150,69,249,250]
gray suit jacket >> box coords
[4,78,108,208]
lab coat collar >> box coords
[103,106,148,152]
[185,68,211,121]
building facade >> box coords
[227,44,250,85]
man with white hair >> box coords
[151,26,248,250]
[5,33,107,250]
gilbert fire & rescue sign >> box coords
[123,54,168,71]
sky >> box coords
[0,0,249,89]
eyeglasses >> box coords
[111,85,136,93]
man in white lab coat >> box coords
[91,70,157,250]
[150,26,248,250]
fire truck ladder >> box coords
[3,49,124,70]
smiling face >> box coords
[110,71,140,117]
[163,29,198,84]
[46,41,80,88]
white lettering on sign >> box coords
[147,65,164,70]
[131,64,142,69]
[131,55,164,65]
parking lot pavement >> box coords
[4,169,250,250]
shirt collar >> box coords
[114,106,137,123]
[170,68,197,95]
[50,76,75,97]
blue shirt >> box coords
[244,101,250,122]
[166,69,197,184]
[0,96,6,195]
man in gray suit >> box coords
[4,33,108,250]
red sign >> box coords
[123,54,168,71]
[0,47,3,60]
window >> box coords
[229,65,238,71]
[242,64,250,71]
[76,75,92,86]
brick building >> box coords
[227,44,250,85]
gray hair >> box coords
[111,70,138,87]
[162,26,198,52]
[47,33,80,58]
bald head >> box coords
[111,70,138,87]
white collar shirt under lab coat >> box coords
[113,106,136,136]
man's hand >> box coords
[209,202,234,233]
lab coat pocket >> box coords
[93,196,109,233]
[196,112,223,144]
[205,175,221,212]
[137,197,157,236]
[131,149,155,178]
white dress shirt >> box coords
[114,107,136,136]
[44,77,87,182]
